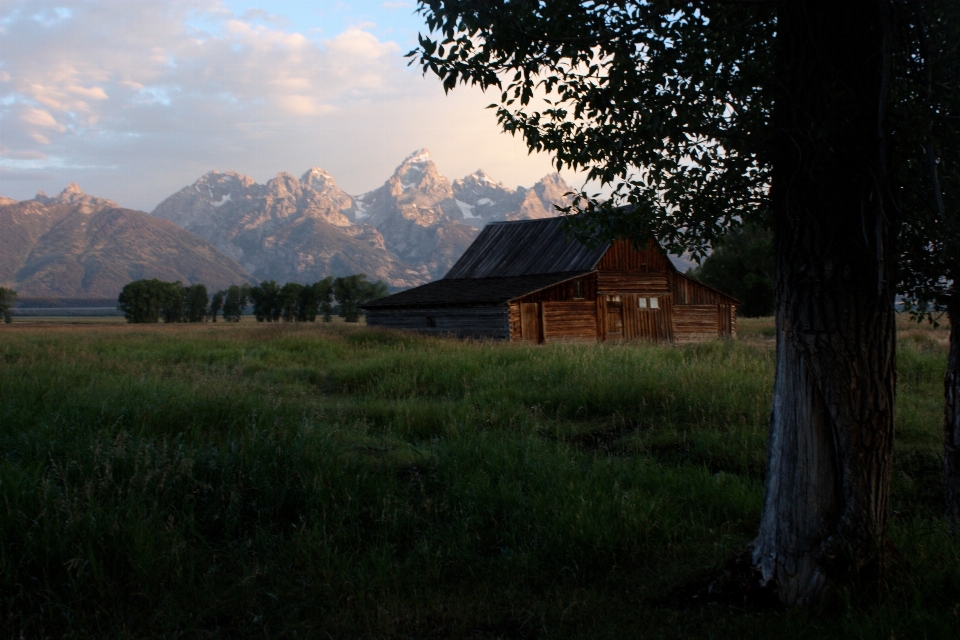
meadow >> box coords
[0,317,957,638]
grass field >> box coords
[1,317,957,638]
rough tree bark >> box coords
[945,295,960,528]
[751,1,898,604]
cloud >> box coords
[1,1,408,151]
[0,0,571,209]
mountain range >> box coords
[152,149,572,286]
[0,184,253,298]
[0,150,575,297]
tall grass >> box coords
[0,319,957,638]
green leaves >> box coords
[689,224,775,318]
[411,1,774,253]
[244,275,388,324]
[333,274,388,323]
[0,287,16,324]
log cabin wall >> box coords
[513,273,598,303]
[594,240,737,343]
[671,271,733,305]
[719,304,737,338]
[511,274,599,342]
[595,238,671,272]
[594,239,676,343]
[668,272,738,340]
[673,305,721,343]
[366,223,737,345]
[365,307,510,339]
[622,293,674,342]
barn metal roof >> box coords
[361,271,591,309]
[443,217,609,279]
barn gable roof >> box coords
[363,271,591,309]
[362,217,739,311]
[444,217,609,279]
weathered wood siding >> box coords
[365,307,510,339]
[543,301,599,342]
[514,273,598,303]
[508,302,522,340]
[719,304,737,338]
[369,229,736,345]
[623,293,674,342]
[670,272,738,305]
[597,273,670,294]
[595,238,671,272]
[673,304,721,343]
[519,302,543,343]
[510,275,599,343]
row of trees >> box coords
[117,276,387,324]
[0,287,17,324]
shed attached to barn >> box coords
[361,217,738,343]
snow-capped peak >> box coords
[472,170,497,184]
[403,148,432,165]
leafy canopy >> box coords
[413,0,956,302]
[412,0,775,259]
[892,2,960,318]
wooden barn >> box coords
[362,217,738,344]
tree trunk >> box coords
[751,1,898,605]
[945,297,960,528]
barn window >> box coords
[638,297,648,309]
[650,297,659,309]
[573,279,585,299]
[426,316,437,328]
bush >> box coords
[118,279,177,323]
[0,287,17,324]
[689,224,774,317]
[334,274,388,323]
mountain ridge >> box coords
[152,149,574,286]
[1,152,578,296]
[0,187,255,297]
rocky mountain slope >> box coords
[152,168,429,287]
[0,185,254,297]
[153,150,574,285]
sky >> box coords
[0,0,568,211]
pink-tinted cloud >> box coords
[0,0,571,209]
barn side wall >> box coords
[365,306,510,339]
[668,272,738,341]
[512,275,600,342]
[543,301,599,342]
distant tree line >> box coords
[117,276,388,324]
[688,223,775,318]
[0,287,17,324]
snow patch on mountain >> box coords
[455,199,482,220]
[406,149,431,165]
[353,199,369,220]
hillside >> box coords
[0,185,254,297]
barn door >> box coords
[605,296,623,341]
[632,294,671,343]
[520,302,542,343]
